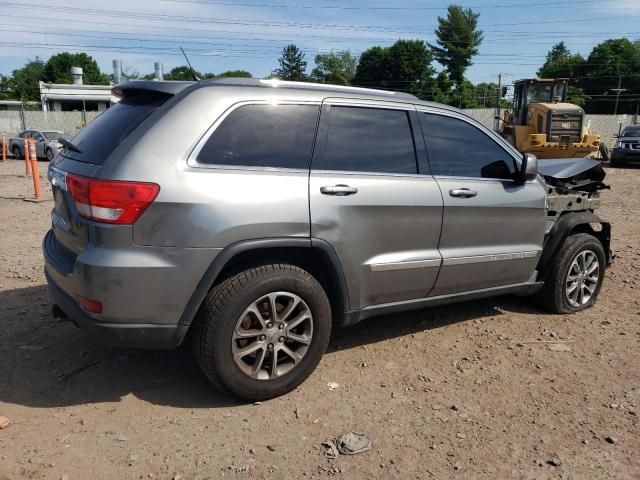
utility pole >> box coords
[611,75,627,116]
[494,73,502,132]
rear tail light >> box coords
[66,173,159,224]
[77,295,103,314]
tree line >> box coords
[1,4,639,114]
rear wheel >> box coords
[192,264,332,400]
[536,233,605,313]
[12,146,21,159]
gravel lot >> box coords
[0,158,638,479]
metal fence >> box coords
[0,110,101,137]
[1,108,635,148]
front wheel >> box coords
[536,233,606,313]
[12,146,21,159]
[192,264,332,400]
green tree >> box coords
[429,5,483,85]
[385,40,435,95]
[537,42,589,106]
[352,46,387,87]
[310,51,357,85]
[274,44,307,81]
[581,38,640,114]
[164,65,201,81]
[216,70,252,78]
[1,58,46,101]
[43,52,108,85]
[353,40,435,97]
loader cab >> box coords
[512,78,568,125]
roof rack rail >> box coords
[199,77,418,100]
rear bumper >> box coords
[43,229,220,349]
[46,269,188,349]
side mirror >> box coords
[521,153,538,181]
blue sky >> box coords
[0,0,639,86]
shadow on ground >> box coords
[0,283,541,410]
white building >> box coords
[39,81,118,112]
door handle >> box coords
[320,184,358,196]
[449,188,477,198]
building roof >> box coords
[39,81,117,103]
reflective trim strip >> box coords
[370,259,441,272]
[442,251,539,266]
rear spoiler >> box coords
[111,80,195,99]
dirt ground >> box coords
[0,157,638,480]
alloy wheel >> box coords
[232,292,313,380]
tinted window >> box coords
[322,107,417,174]
[60,94,170,165]
[42,131,63,140]
[421,113,517,179]
[197,104,319,169]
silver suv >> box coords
[44,79,612,399]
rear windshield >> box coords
[60,94,169,165]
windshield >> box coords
[42,131,64,140]
[623,126,640,137]
[60,93,170,165]
[527,84,552,103]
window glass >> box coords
[322,106,417,174]
[197,104,319,169]
[60,93,170,165]
[422,113,517,179]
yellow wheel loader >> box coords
[499,78,600,159]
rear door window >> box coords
[60,94,170,165]
[196,104,320,169]
[320,106,417,174]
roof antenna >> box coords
[180,46,200,81]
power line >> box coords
[0,1,638,34]
[159,0,600,10]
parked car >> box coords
[43,79,612,400]
[9,130,69,161]
[611,124,640,166]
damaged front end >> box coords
[539,158,608,221]
[536,158,613,272]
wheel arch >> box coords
[177,238,350,333]
[537,211,611,281]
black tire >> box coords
[535,233,606,314]
[192,264,332,400]
[12,146,21,160]
[609,157,625,168]
[46,148,54,161]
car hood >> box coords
[538,158,606,192]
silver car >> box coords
[9,129,69,161]
[43,79,612,399]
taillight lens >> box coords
[66,173,160,224]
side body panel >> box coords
[429,176,546,296]
[310,100,444,309]
[416,108,547,296]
